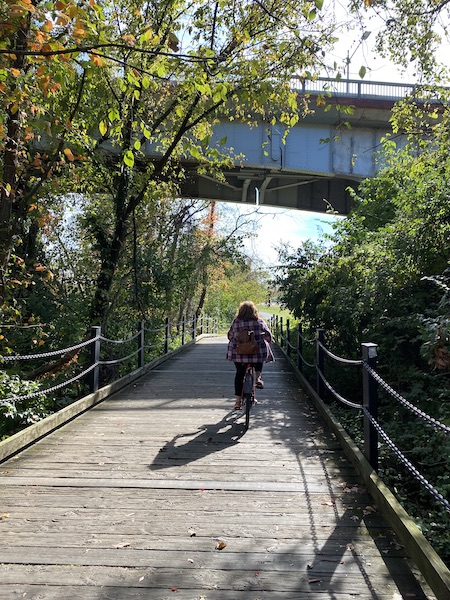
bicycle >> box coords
[240,363,256,431]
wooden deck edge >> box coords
[0,339,198,464]
[279,348,450,600]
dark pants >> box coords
[234,362,263,395]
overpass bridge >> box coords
[175,78,422,215]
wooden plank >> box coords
[0,338,436,600]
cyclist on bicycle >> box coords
[226,301,274,409]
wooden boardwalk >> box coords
[0,337,435,599]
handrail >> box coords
[290,76,449,102]
[0,313,218,416]
[270,315,450,515]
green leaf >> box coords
[99,121,107,136]
[140,28,152,44]
[359,66,367,79]
[314,0,324,8]
[123,150,134,167]
[108,109,119,122]
[134,140,141,151]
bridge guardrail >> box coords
[0,313,218,439]
[271,315,450,513]
[290,76,447,102]
[271,315,450,600]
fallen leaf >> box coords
[188,528,196,537]
[363,505,376,515]
[138,576,144,582]
[308,578,321,584]
[188,558,194,563]
[0,513,10,520]
[114,542,131,548]
[216,541,227,550]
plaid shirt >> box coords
[226,318,274,363]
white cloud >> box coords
[238,205,341,267]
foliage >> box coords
[274,111,450,561]
[0,370,41,438]
[0,0,340,329]
[351,0,450,82]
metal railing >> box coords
[271,316,450,515]
[0,313,218,418]
[290,76,448,102]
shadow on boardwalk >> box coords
[0,336,435,599]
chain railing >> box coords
[270,315,450,514]
[0,313,218,412]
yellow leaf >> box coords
[11,68,21,77]
[56,14,70,26]
[42,19,53,32]
[63,147,75,161]
[90,53,103,66]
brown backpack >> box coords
[235,330,259,355]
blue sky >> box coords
[234,205,342,268]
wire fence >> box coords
[270,315,450,514]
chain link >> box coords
[316,368,362,409]
[0,363,98,406]
[299,353,316,369]
[98,348,140,366]
[364,362,450,435]
[363,407,450,512]
[318,341,363,366]
[0,337,94,362]
[100,331,140,345]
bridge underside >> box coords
[181,166,358,215]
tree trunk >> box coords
[0,13,31,298]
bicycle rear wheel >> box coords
[243,368,254,431]
[244,393,251,430]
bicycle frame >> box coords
[241,364,255,431]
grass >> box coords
[256,304,297,323]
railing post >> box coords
[89,326,101,393]
[286,319,291,359]
[316,328,325,399]
[138,320,145,369]
[192,315,196,340]
[297,323,303,373]
[362,342,379,471]
[280,317,284,349]
[164,317,169,354]
[181,315,185,346]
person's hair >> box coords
[236,301,259,321]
